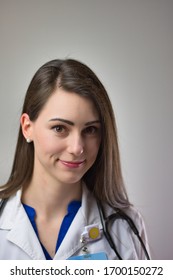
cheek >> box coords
[88,138,101,158]
[33,133,62,154]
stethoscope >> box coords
[97,201,150,260]
[0,198,150,260]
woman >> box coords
[0,59,150,260]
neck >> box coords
[22,177,82,218]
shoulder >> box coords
[0,190,22,229]
[125,206,145,223]
[124,206,147,235]
[104,203,147,235]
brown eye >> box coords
[52,125,66,134]
[83,126,98,135]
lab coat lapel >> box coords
[54,184,102,260]
[5,191,45,260]
[53,206,86,259]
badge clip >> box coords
[80,223,102,243]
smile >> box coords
[59,159,86,168]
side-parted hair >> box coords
[0,59,131,208]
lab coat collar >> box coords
[0,190,45,259]
[53,183,102,260]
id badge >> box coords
[68,252,108,260]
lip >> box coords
[59,159,86,168]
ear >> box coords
[20,113,33,141]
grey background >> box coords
[0,0,173,259]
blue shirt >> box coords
[23,201,81,259]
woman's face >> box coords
[23,88,101,186]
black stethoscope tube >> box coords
[97,201,150,260]
[97,200,123,259]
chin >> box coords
[58,175,83,185]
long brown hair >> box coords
[0,59,131,208]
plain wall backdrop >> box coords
[0,0,173,259]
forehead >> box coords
[38,88,99,121]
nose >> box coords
[67,133,84,156]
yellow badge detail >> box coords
[89,227,100,239]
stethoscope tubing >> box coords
[97,200,150,260]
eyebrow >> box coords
[49,118,101,126]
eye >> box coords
[83,126,98,135]
[52,125,67,135]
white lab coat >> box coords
[0,184,150,260]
